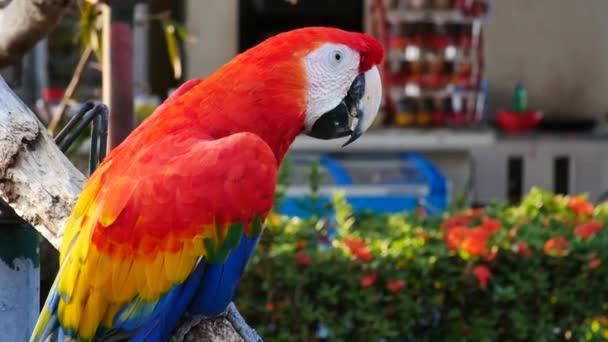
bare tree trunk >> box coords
[0,75,247,340]
[0,73,84,248]
[0,0,74,68]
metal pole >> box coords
[102,3,135,150]
[0,201,40,341]
[134,3,149,94]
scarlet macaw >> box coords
[31,26,383,341]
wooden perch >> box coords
[0,75,248,341]
[0,75,84,248]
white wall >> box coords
[184,0,239,79]
[484,0,608,119]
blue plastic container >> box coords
[279,152,450,217]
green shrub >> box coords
[237,188,608,341]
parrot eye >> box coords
[329,50,345,67]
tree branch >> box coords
[0,74,250,341]
[0,0,74,68]
[0,74,84,248]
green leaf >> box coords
[79,1,103,62]
[172,21,190,41]
[161,19,182,79]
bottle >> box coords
[474,79,487,122]
[512,82,527,114]
[416,98,432,126]
[395,98,416,127]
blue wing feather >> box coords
[130,232,260,341]
[190,233,261,315]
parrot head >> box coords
[290,27,384,147]
[219,27,382,147]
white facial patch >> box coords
[302,43,360,129]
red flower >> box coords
[589,253,601,269]
[575,220,603,239]
[344,237,373,262]
[544,236,570,256]
[461,226,491,256]
[444,226,469,251]
[568,196,594,216]
[265,302,275,311]
[360,272,377,287]
[295,251,311,267]
[472,266,491,288]
[482,217,502,234]
[386,280,406,293]
[514,241,532,257]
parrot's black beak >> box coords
[305,66,382,147]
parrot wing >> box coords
[31,130,277,342]
[57,77,203,262]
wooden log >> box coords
[0,74,85,248]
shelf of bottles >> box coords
[376,0,492,128]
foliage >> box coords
[160,18,190,80]
[237,187,608,341]
[78,1,103,62]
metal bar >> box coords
[89,103,109,174]
[53,102,109,175]
[90,116,99,174]
[134,3,149,93]
[57,108,99,153]
[97,104,109,164]
[54,101,95,147]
